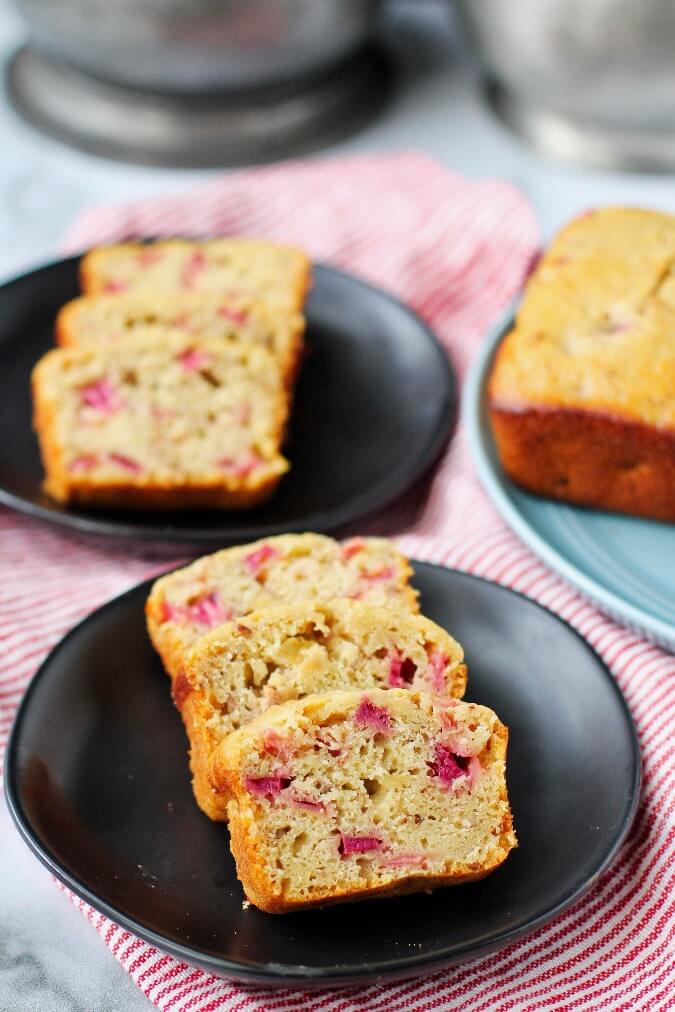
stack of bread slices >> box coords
[146,532,517,913]
[31,238,311,509]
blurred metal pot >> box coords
[11,0,383,92]
[456,0,675,170]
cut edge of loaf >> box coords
[31,340,290,510]
[214,689,515,913]
[181,599,467,821]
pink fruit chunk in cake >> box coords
[429,743,467,785]
[80,377,125,414]
[353,696,391,735]
[137,247,163,267]
[103,279,128,294]
[426,650,449,695]
[245,774,292,798]
[177,347,212,371]
[69,453,99,472]
[290,795,325,813]
[181,250,206,289]
[387,651,417,687]
[108,452,142,473]
[187,590,232,628]
[216,450,264,478]
[341,537,366,559]
[243,542,281,576]
[339,835,382,857]
[362,565,396,583]
[160,590,232,628]
[218,305,249,325]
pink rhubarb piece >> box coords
[69,454,99,472]
[339,835,382,857]
[181,250,206,289]
[426,650,449,695]
[108,452,142,473]
[341,537,366,559]
[354,696,391,735]
[387,651,417,688]
[380,852,428,869]
[262,730,294,761]
[103,279,129,294]
[291,796,325,813]
[245,775,292,798]
[177,347,212,371]
[187,591,232,628]
[137,247,163,267]
[362,565,396,583]
[218,305,249,325]
[217,450,264,478]
[430,743,469,788]
[80,378,125,414]
[243,543,280,575]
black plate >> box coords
[5,563,640,988]
[0,258,455,546]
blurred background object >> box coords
[457,0,675,172]
[6,0,392,166]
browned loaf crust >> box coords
[214,689,515,913]
[489,207,675,521]
[182,600,467,821]
[145,533,419,685]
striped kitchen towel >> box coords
[2,152,674,1011]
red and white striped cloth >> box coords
[2,152,674,1011]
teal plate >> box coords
[464,310,675,653]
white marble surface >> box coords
[1,1,673,1009]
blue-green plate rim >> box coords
[464,305,675,652]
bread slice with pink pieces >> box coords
[79,238,311,312]
[213,688,515,913]
[32,335,288,509]
[56,291,305,387]
[145,533,419,686]
[181,599,466,820]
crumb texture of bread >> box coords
[79,238,311,312]
[146,534,419,682]
[489,207,675,521]
[183,598,466,820]
[32,335,288,509]
[55,292,304,385]
[214,689,515,913]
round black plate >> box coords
[5,564,640,988]
[0,258,455,546]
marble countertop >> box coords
[1,1,672,1009]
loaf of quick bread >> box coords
[182,600,467,820]
[489,207,675,522]
[146,534,419,683]
[213,689,515,912]
[79,238,311,312]
[32,335,288,509]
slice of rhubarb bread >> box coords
[146,534,419,683]
[79,238,311,312]
[56,292,305,386]
[32,335,289,509]
[182,600,466,820]
[213,689,515,912]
